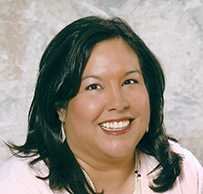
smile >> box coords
[100,119,133,131]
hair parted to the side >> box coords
[8,16,182,193]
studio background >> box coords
[0,0,203,166]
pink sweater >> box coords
[0,142,202,194]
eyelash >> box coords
[122,79,138,86]
[85,84,101,90]
[85,79,138,91]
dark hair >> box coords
[9,16,182,193]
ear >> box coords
[56,108,66,122]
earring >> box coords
[61,113,65,121]
[60,123,66,143]
[60,113,66,142]
[146,127,149,133]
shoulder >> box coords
[0,156,31,180]
[0,156,53,194]
[169,140,203,172]
[140,141,203,193]
[169,141,203,193]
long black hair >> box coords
[8,16,182,193]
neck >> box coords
[76,152,136,193]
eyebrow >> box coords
[125,69,142,76]
[82,69,142,81]
[82,75,102,81]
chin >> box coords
[102,143,136,159]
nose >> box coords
[106,87,129,112]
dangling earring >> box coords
[60,113,66,143]
[61,113,65,121]
[60,123,66,142]
[146,127,149,133]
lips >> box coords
[99,117,134,135]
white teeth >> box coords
[100,120,130,131]
[114,122,118,128]
[110,123,114,128]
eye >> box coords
[85,84,102,90]
[122,79,138,86]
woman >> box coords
[0,16,202,194]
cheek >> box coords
[128,89,150,110]
[67,94,105,124]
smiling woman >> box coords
[58,39,150,164]
[0,16,202,194]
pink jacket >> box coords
[0,142,202,193]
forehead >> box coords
[83,38,141,76]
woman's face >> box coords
[61,38,150,162]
